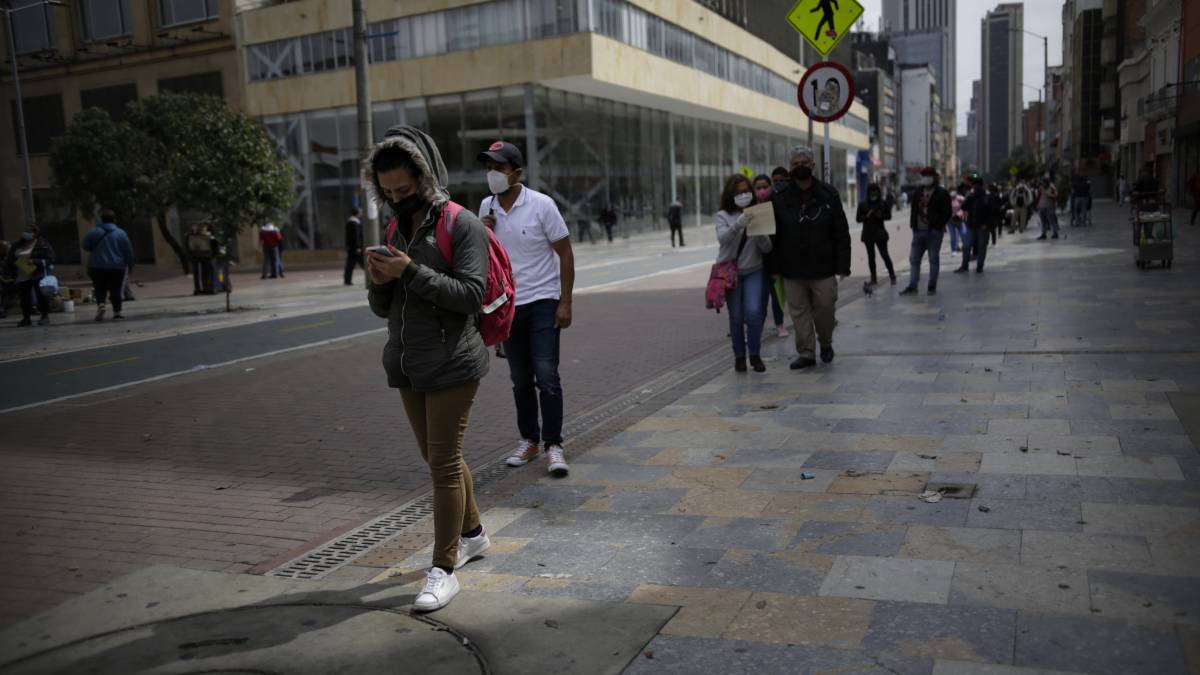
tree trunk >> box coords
[156,211,190,274]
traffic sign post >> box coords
[798,62,855,184]
[787,0,864,57]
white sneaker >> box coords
[505,439,540,467]
[413,567,460,612]
[546,445,569,477]
[455,529,491,570]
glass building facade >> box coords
[260,85,848,249]
[251,0,868,249]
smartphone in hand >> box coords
[367,246,395,258]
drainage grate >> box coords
[268,341,731,580]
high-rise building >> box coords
[980,3,1025,177]
[900,64,939,176]
[960,80,981,174]
[881,0,955,116]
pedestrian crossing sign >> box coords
[787,0,864,57]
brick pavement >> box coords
[372,203,1200,674]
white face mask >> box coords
[734,192,753,209]
[920,176,934,187]
[487,170,512,195]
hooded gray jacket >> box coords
[363,126,490,392]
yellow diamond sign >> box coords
[740,165,755,179]
[787,0,864,57]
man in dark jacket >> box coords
[957,173,998,274]
[344,207,364,285]
[900,166,952,296]
[667,199,684,247]
[771,145,852,370]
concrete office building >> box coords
[240,0,871,251]
[980,3,1024,178]
[960,79,981,175]
[0,0,245,270]
[882,0,955,121]
[900,64,938,174]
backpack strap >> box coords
[434,202,464,269]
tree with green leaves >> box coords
[996,145,1043,183]
[50,93,293,277]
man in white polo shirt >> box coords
[478,141,576,477]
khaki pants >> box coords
[783,276,838,359]
[400,380,481,570]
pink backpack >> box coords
[704,231,746,313]
[386,202,516,346]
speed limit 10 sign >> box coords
[798,61,856,124]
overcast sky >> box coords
[854,0,1065,135]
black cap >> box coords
[476,140,524,168]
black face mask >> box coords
[388,194,424,222]
[773,180,788,193]
[868,192,881,202]
[791,165,813,182]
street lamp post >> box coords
[1012,28,1049,166]
[3,0,66,228]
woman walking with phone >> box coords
[363,125,492,612]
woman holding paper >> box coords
[715,174,773,373]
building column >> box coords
[692,117,701,227]
[668,114,677,203]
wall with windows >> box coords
[261,84,819,251]
[0,0,242,258]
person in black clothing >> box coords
[599,205,617,242]
[900,167,952,296]
[771,166,790,194]
[771,145,852,370]
[667,199,684,247]
[857,183,895,286]
[344,207,365,285]
[957,174,998,274]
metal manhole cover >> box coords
[2,604,486,675]
[922,482,977,499]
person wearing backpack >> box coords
[82,209,135,322]
[1011,181,1033,233]
[717,174,773,373]
[364,125,493,613]
[477,140,575,478]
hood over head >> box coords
[361,125,449,210]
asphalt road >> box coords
[0,244,717,412]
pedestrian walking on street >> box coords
[259,222,285,278]
[771,166,790,194]
[364,125,493,613]
[186,223,217,295]
[667,198,685,247]
[599,205,617,242]
[477,140,576,479]
[82,209,135,322]
[3,224,55,326]
[754,174,787,338]
[948,184,966,253]
[857,183,896,287]
[988,183,1006,244]
[899,167,951,297]
[1118,174,1128,206]
[717,174,773,373]
[1011,180,1033,233]
[1036,178,1060,240]
[1070,175,1093,228]
[957,173,998,275]
[771,145,851,369]
[344,207,365,285]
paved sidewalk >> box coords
[366,202,1200,674]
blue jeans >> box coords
[962,228,989,271]
[727,269,766,358]
[505,298,564,446]
[262,247,283,277]
[907,229,944,290]
[948,219,964,251]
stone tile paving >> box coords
[373,205,1200,674]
